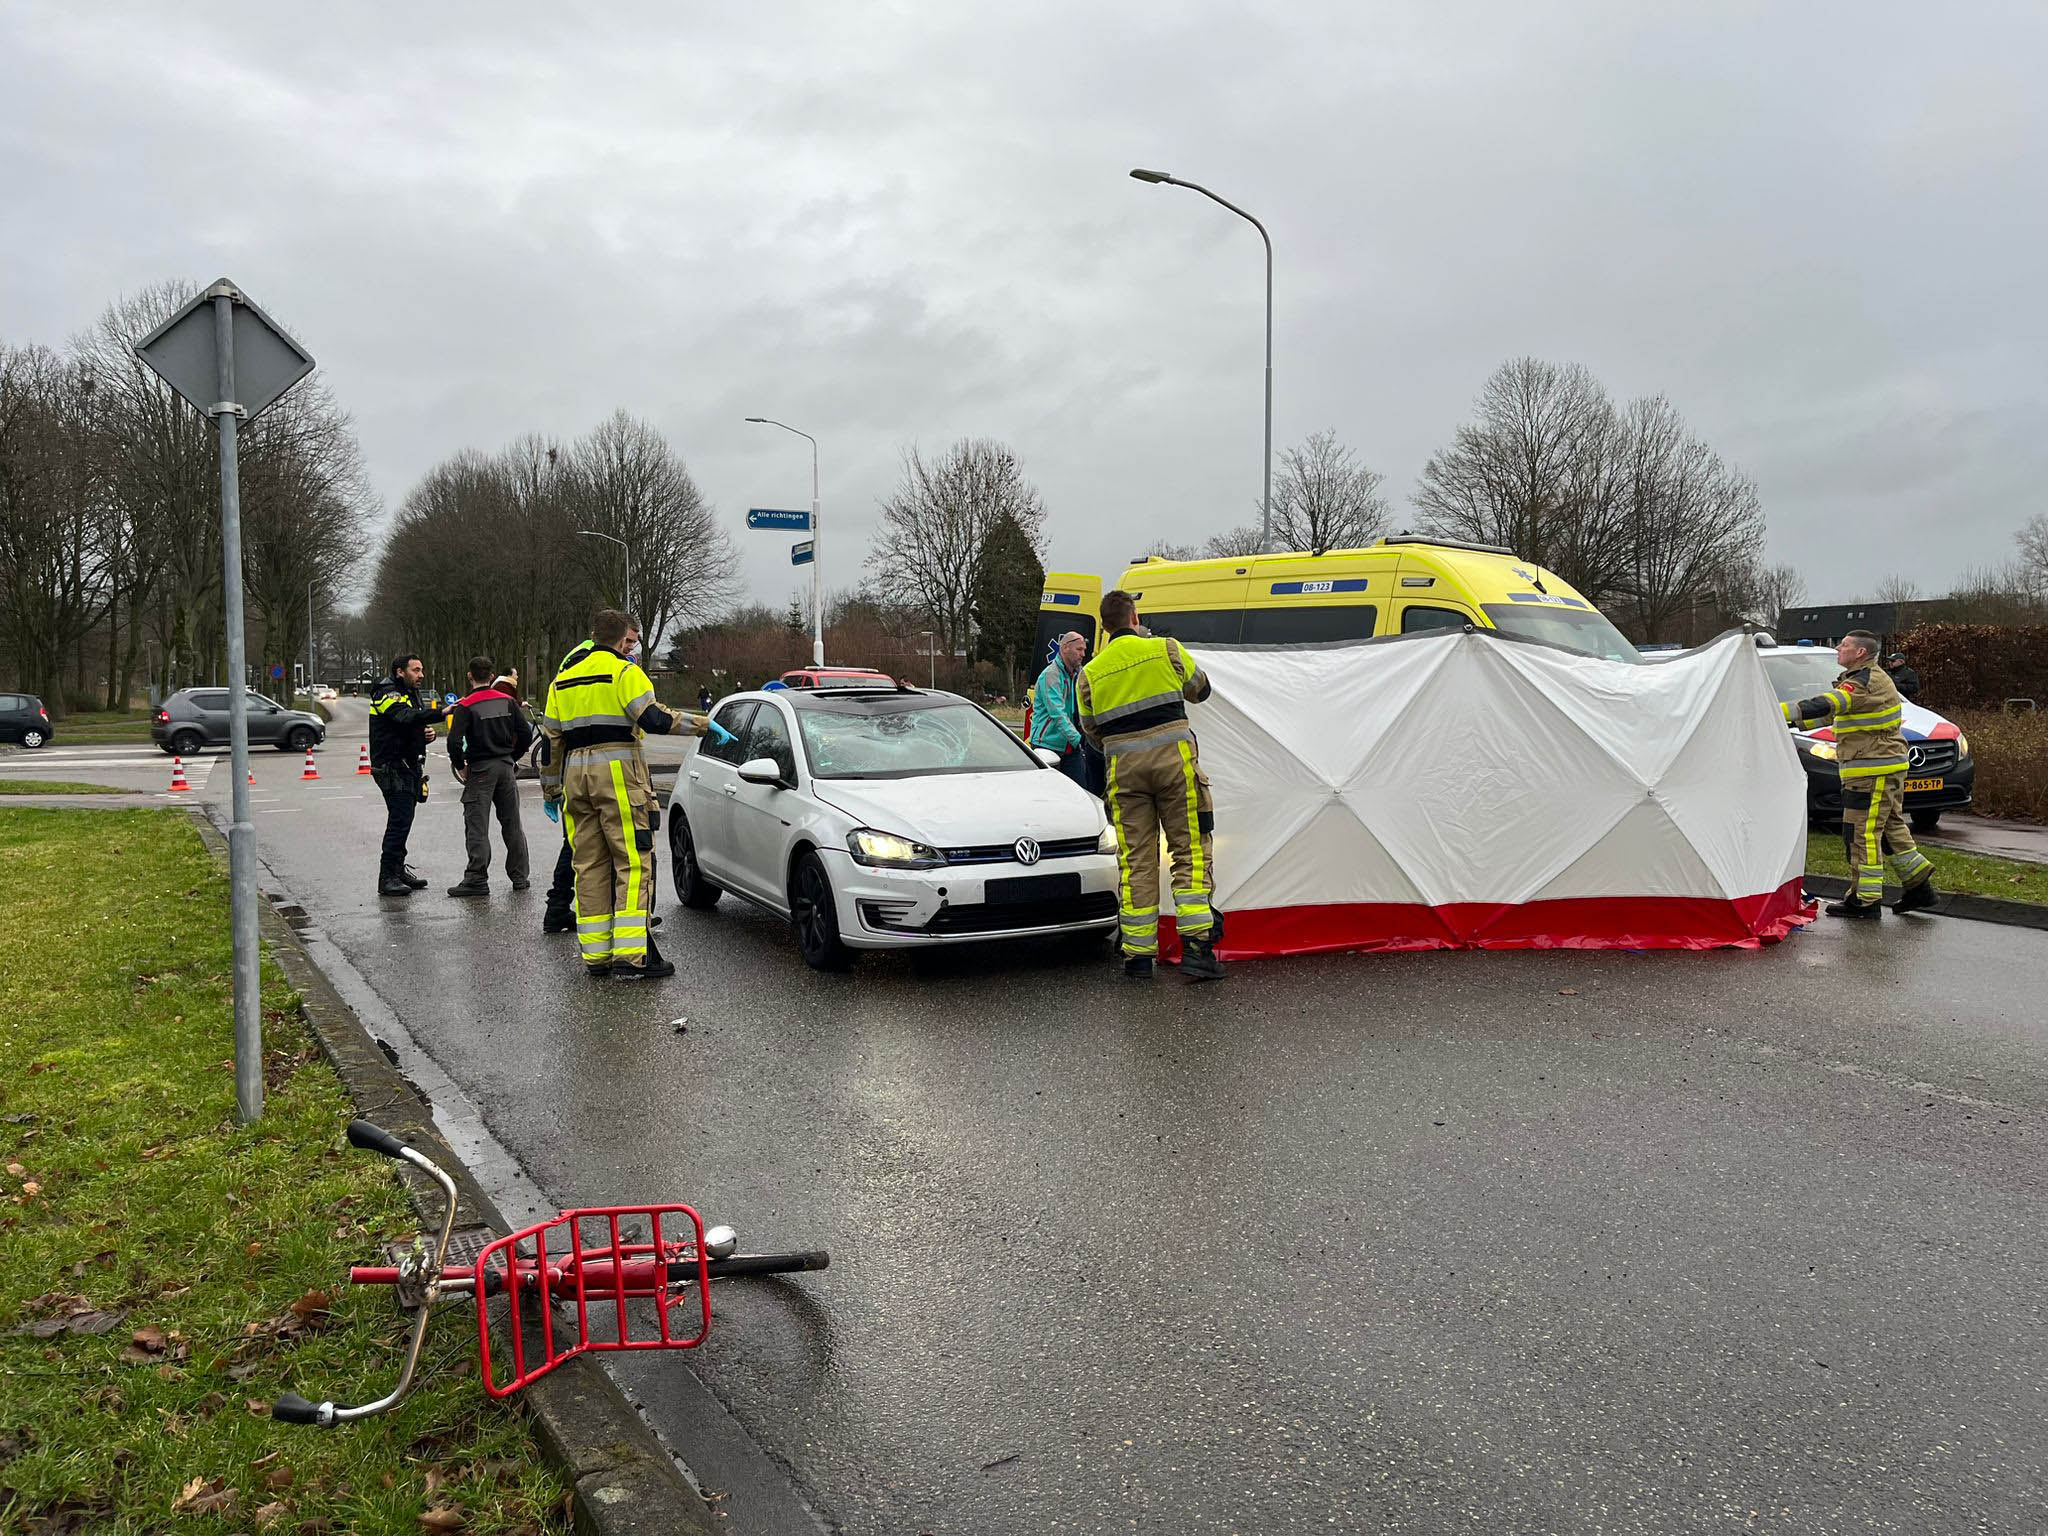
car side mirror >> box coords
[736,756,786,787]
[1033,747,1061,768]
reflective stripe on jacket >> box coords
[1780,663,1908,774]
[540,646,684,798]
[367,680,440,769]
[1077,630,1210,756]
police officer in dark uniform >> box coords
[368,654,443,897]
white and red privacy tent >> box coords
[1181,629,1812,957]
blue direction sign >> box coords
[791,540,815,566]
[747,508,812,531]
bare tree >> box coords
[1266,429,1389,553]
[1873,573,1921,606]
[0,343,112,714]
[1413,358,1627,605]
[1751,562,1808,627]
[567,410,736,650]
[1202,525,1267,558]
[1611,394,1766,643]
[2018,514,2048,594]
[867,439,1046,656]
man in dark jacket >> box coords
[369,654,442,897]
[1886,652,1921,701]
[446,655,534,898]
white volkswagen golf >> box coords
[665,684,1119,969]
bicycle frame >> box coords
[274,1120,828,1426]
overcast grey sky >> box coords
[4,1,2043,610]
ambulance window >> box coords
[703,701,756,765]
[1144,609,1243,644]
[1402,605,1470,633]
[1240,605,1377,644]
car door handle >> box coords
[722,784,738,797]
[688,770,701,780]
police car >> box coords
[1759,643,1974,832]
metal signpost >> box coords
[744,417,825,666]
[134,279,315,1124]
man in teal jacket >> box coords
[1030,631,1091,789]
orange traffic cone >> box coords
[167,756,190,792]
[247,766,256,786]
[356,742,372,776]
[300,747,320,782]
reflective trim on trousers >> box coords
[1839,758,1909,779]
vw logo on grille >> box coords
[1908,744,1926,768]
[1013,837,1042,865]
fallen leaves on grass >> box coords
[254,1501,290,1528]
[418,1507,468,1532]
[8,1293,125,1338]
[171,1474,237,1515]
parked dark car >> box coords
[150,688,326,756]
[0,693,54,749]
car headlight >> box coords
[846,828,945,869]
[1956,732,1970,760]
[1096,823,1119,855]
[1805,739,1837,761]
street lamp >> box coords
[920,630,935,689]
[576,529,630,621]
[745,417,824,667]
[1129,167,1274,553]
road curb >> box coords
[185,810,722,1536]
[1802,873,2048,930]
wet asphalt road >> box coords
[214,708,2045,1534]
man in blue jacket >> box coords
[1030,631,1093,790]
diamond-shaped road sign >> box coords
[133,280,314,421]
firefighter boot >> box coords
[1892,876,1938,915]
[1179,937,1227,982]
[1824,897,1882,920]
[1123,956,1154,980]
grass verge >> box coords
[0,781,131,796]
[1805,829,2048,905]
[0,808,567,1535]
[45,709,155,745]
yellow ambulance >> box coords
[1105,536,1638,661]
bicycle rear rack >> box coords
[475,1204,711,1397]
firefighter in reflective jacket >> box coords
[541,609,707,979]
[1782,628,1937,918]
[1078,589,1224,981]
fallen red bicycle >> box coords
[274,1119,829,1428]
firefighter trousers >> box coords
[1841,769,1932,905]
[1104,739,1215,956]
[561,752,659,972]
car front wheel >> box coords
[285,726,317,753]
[670,814,721,910]
[789,849,853,971]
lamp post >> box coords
[746,417,823,667]
[920,630,935,689]
[1129,167,1273,552]
[577,529,630,621]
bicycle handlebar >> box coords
[279,1123,460,1428]
[346,1118,409,1160]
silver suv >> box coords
[151,688,327,756]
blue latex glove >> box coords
[543,800,561,824]
[707,720,736,747]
